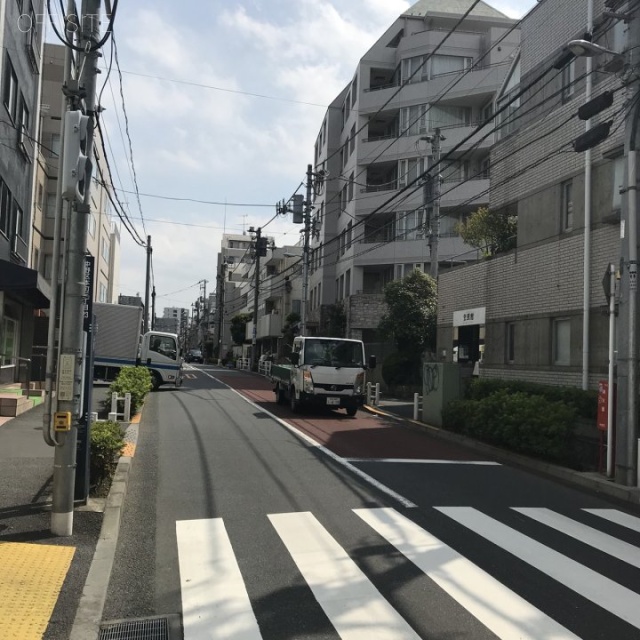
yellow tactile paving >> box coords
[121,442,136,457]
[0,542,75,640]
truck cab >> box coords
[140,331,183,389]
[273,336,376,416]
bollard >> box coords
[111,392,118,416]
[108,412,118,422]
[374,383,380,406]
[124,393,132,422]
[414,393,420,421]
[366,382,372,406]
[90,412,98,423]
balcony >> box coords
[247,313,283,340]
[440,177,490,208]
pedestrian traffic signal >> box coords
[61,110,92,203]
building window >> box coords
[37,183,43,209]
[612,156,624,211]
[0,181,10,237]
[562,61,575,102]
[14,201,24,239]
[553,318,571,366]
[32,247,39,272]
[44,254,53,279]
[101,238,110,262]
[88,213,96,237]
[562,180,573,231]
[99,283,107,302]
[349,124,356,156]
[45,191,57,218]
[348,173,354,202]
[3,55,18,120]
[351,75,358,107]
[506,322,515,363]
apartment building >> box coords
[0,0,47,381]
[437,0,626,389]
[310,0,519,341]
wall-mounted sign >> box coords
[453,307,486,327]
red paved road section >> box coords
[215,370,485,461]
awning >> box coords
[0,259,51,309]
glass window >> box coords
[562,180,573,231]
[431,55,472,77]
[554,319,571,366]
[3,55,18,120]
[303,339,364,367]
[89,213,96,237]
[46,191,57,218]
[149,335,177,360]
[44,253,53,279]
[562,61,575,101]
[0,181,11,236]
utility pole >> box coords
[151,286,156,330]
[428,129,443,281]
[144,235,152,333]
[616,5,640,486]
[216,262,227,361]
[301,164,313,336]
[250,227,262,369]
[52,0,101,536]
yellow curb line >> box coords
[363,404,441,433]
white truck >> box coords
[92,302,183,390]
[270,336,376,416]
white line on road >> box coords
[176,518,262,640]
[583,508,640,533]
[437,506,640,630]
[344,458,500,465]
[355,507,578,640]
[514,508,640,568]
[199,368,417,509]
[269,511,421,640]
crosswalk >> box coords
[176,506,640,639]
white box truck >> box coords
[92,302,183,390]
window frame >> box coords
[561,179,574,232]
[553,318,571,366]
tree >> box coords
[378,270,437,356]
[324,303,346,338]
[230,313,252,345]
[455,206,516,257]
[281,312,301,355]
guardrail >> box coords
[108,392,131,423]
[236,358,250,371]
[366,382,380,406]
[258,360,272,377]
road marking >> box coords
[344,458,500,465]
[514,508,640,568]
[355,508,578,640]
[583,508,640,533]
[437,506,640,630]
[0,542,75,640]
[199,368,417,509]
[176,519,262,640]
[269,511,420,639]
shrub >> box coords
[109,366,152,416]
[466,378,597,420]
[90,420,124,494]
[443,390,577,465]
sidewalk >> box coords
[366,396,640,507]
[0,396,107,640]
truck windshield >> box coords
[303,339,364,367]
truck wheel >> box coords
[290,387,301,413]
[346,405,358,417]
[151,372,162,391]
[275,385,285,405]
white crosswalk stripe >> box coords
[437,506,640,630]
[584,508,640,533]
[514,507,640,568]
[176,518,262,640]
[355,507,579,640]
[176,506,640,639]
[269,511,420,639]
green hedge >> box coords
[90,420,124,494]
[442,389,577,465]
[466,378,597,420]
[109,366,152,415]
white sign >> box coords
[453,307,486,327]
[58,354,75,401]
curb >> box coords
[363,404,640,507]
[68,416,141,640]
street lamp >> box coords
[570,30,639,485]
[567,39,621,58]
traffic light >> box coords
[61,110,92,203]
[292,194,304,224]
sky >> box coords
[50,0,538,313]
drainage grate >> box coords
[99,615,182,640]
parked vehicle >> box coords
[270,336,376,416]
[92,303,183,390]
[185,349,204,364]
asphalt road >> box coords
[102,365,640,639]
